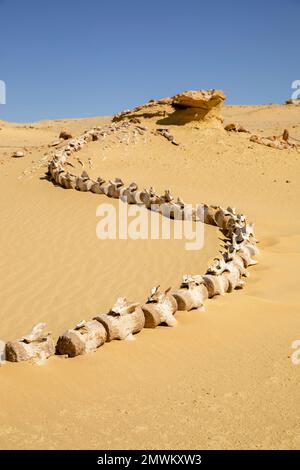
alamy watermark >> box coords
[291,80,300,100]
[0,80,6,104]
[291,340,300,365]
[96,199,205,251]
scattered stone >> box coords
[225,122,250,133]
[129,117,141,124]
[283,129,289,142]
[285,99,300,106]
[156,128,173,141]
[59,130,73,140]
[50,139,62,147]
[135,127,145,135]
[155,128,179,146]
[11,150,25,158]
[76,158,84,167]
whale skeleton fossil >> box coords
[3,122,260,363]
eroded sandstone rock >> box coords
[12,150,25,158]
[172,89,225,109]
[113,89,226,126]
[59,130,73,140]
[225,122,249,133]
[285,99,300,106]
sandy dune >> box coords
[0,104,299,449]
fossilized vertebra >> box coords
[173,275,208,311]
[120,182,139,204]
[6,323,55,363]
[95,298,145,341]
[141,286,178,328]
[56,319,107,357]
[206,258,245,292]
[107,178,124,198]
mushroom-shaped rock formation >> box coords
[113,89,226,126]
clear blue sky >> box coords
[0,0,299,122]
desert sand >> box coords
[0,101,300,449]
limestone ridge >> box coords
[113,89,226,126]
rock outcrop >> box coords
[172,89,225,109]
[11,150,25,158]
[225,122,249,133]
[113,89,226,126]
[59,130,73,140]
[285,99,300,106]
